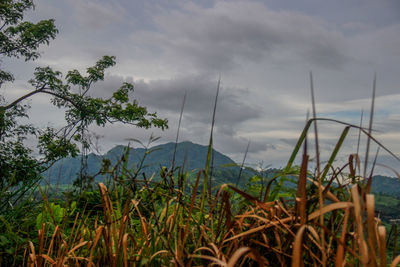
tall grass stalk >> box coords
[363,74,377,180]
[21,76,400,266]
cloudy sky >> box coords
[3,0,400,173]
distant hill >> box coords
[42,142,400,221]
[42,141,252,185]
[365,175,400,221]
[42,141,400,197]
[370,175,400,196]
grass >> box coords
[4,77,400,266]
[19,116,400,266]
[375,195,400,207]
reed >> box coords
[23,117,400,266]
[23,77,400,266]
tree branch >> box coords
[40,89,81,110]
[3,85,82,113]
[4,84,46,110]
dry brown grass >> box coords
[24,79,400,265]
[25,160,400,266]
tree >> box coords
[0,0,168,207]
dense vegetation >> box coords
[2,1,400,266]
[42,141,263,190]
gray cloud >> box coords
[279,138,298,147]
[82,73,264,159]
[69,0,126,30]
[4,0,400,171]
[131,1,348,71]
[92,73,261,131]
[214,135,273,155]
[136,76,260,125]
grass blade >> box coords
[200,77,220,216]
[296,153,309,225]
[321,126,350,180]
[356,109,364,160]
[310,71,320,176]
[172,91,187,171]
[291,225,306,267]
[364,74,377,179]
[236,140,250,187]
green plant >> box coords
[0,0,168,198]
[21,88,400,266]
[35,201,77,231]
[0,1,168,264]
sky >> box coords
[2,0,400,173]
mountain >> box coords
[366,175,400,220]
[369,175,400,196]
[42,141,400,197]
[42,141,248,185]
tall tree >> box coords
[0,0,168,204]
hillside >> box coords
[369,175,400,195]
[42,141,250,185]
[43,142,400,194]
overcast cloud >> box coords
[3,0,400,173]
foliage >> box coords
[42,141,247,186]
[2,1,400,266]
[21,162,400,266]
[14,117,400,266]
[35,201,76,231]
[0,0,58,85]
[0,1,167,264]
[0,0,167,201]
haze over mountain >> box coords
[43,141,400,197]
[43,141,246,185]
